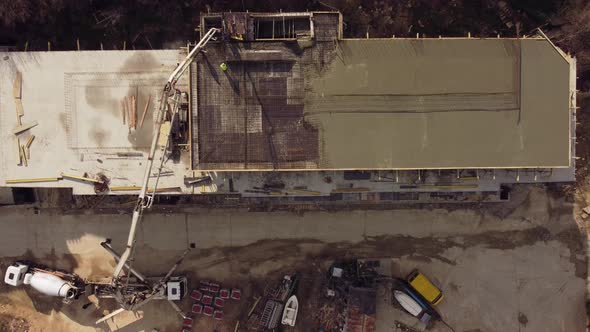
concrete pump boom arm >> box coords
[112,28,220,279]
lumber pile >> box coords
[12,71,37,166]
[121,88,151,130]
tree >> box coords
[0,0,31,27]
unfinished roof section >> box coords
[200,11,342,42]
[191,12,574,170]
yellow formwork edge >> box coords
[61,173,103,184]
[418,184,478,189]
[6,177,61,184]
[288,189,322,196]
[110,186,182,193]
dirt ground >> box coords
[0,184,586,332]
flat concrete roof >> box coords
[0,50,218,194]
[307,39,572,169]
[192,38,574,170]
[0,38,574,196]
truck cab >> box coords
[407,269,444,305]
[167,277,188,301]
[4,263,28,286]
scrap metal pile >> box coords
[314,260,379,331]
[245,274,298,330]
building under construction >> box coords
[0,11,577,202]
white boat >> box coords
[393,290,423,317]
[281,295,298,326]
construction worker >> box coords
[220,62,228,71]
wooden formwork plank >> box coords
[12,121,38,135]
[13,71,22,99]
[61,173,104,184]
[6,177,61,184]
[139,95,151,129]
[121,100,126,125]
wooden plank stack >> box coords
[121,90,151,130]
[12,71,36,166]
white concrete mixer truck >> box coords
[4,261,83,303]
